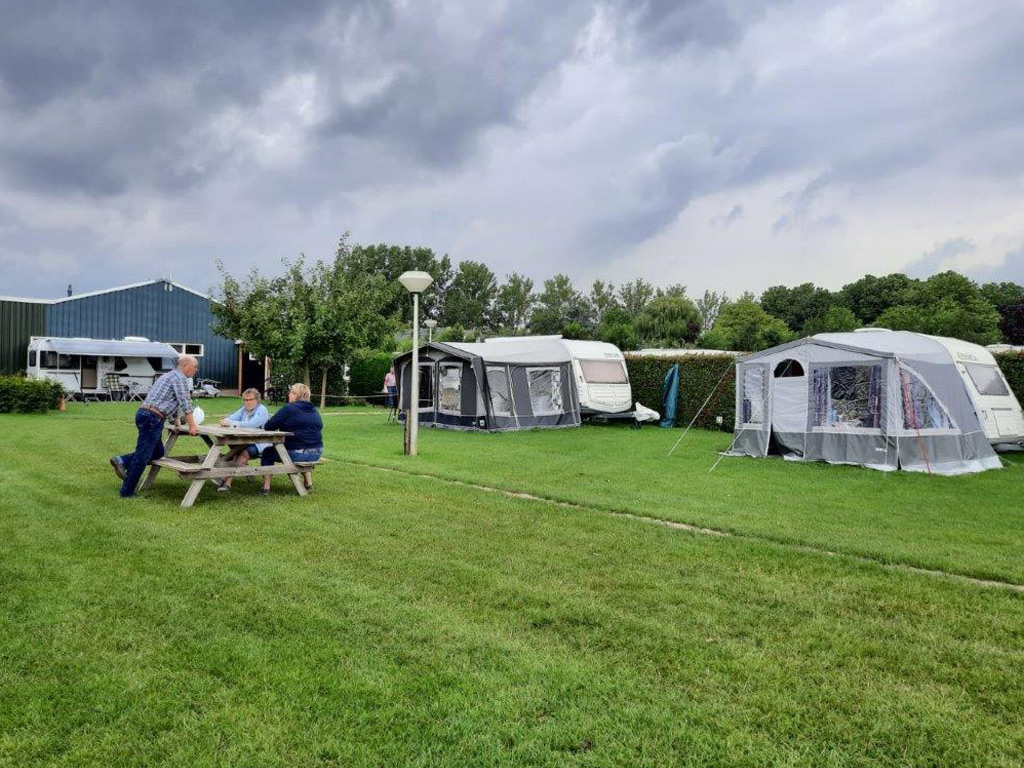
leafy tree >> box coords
[873,304,928,333]
[441,260,497,331]
[838,273,917,324]
[802,305,860,335]
[529,274,591,335]
[493,273,535,332]
[699,297,793,351]
[619,278,655,317]
[980,281,1024,313]
[635,295,701,346]
[588,280,619,325]
[999,299,1024,344]
[213,239,396,405]
[696,290,728,332]
[760,282,836,333]
[341,241,453,322]
[655,283,688,299]
[595,307,640,350]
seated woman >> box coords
[216,388,269,491]
[260,383,324,494]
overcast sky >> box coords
[1,0,1022,300]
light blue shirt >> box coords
[225,403,270,453]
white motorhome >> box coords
[932,336,1024,446]
[486,336,633,415]
[27,336,179,399]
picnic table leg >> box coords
[180,443,221,509]
[275,443,308,497]
[140,430,179,491]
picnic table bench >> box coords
[139,423,320,508]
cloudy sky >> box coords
[1,0,1022,300]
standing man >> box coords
[110,354,199,497]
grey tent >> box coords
[394,339,581,431]
[727,330,1002,475]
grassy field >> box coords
[1,400,1022,767]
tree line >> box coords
[212,234,1024,400]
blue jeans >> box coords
[119,409,166,497]
[386,385,397,408]
[260,446,323,466]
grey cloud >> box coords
[968,243,1024,284]
[906,238,976,279]
[711,204,743,228]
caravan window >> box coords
[438,364,462,414]
[40,351,59,369]
[29,351,36,368]
[965,364,1010,397]
[486,367,513,416]
[900,368,953,430]
[741,367,766,425]
[58,354,81,370]
[527,368,563,415]
[774,360,804,378]
[810,365,882,430]
[580,360,628,384]
[114,357,129,372]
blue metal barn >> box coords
[0,280,238,386]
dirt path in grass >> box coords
[337,458,1024,595]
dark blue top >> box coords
[265,401,324,450]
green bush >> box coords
[626,354,736,431]
[0,376,65,414]
[995,352,1024,402]
[348,349,394,401]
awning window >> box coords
[527,367,563,415]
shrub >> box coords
[0,376,65,414]
[625,354,736,431]
[348,349,395,399]
[996,352,1024,403]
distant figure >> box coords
[111,354,199,497]
[384,366,397,408]
[260,383,324,495]
[216,388,270,492]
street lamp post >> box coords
[398,271,433,456]
[424,319,437,343]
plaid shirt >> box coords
[143,369,193,418]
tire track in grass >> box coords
[338,458,1024,595]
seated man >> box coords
[216,388,269,491]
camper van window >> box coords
[29,351,37,368]
[185,343,204,356]
[486,367,513,416]
[114,357,129,372]
[439,365,462,414]
[811,365,882,430]
[965,364,1010,397]
[527,368,563,415]
[40,351,59,369]
[147,357,171,372]
[58,354,81,370]
[580,360,628,384]
[741,367,766,424]
[774,360,804,378]
[900,368,953,430]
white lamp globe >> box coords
[398,271,434,294]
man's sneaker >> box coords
[217,485,231,492]
[109,456,127,480]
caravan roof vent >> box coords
[123,335,150,342]
[854,327,890,332]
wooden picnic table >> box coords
[139,423,313,508]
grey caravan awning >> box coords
[33,337,179,358]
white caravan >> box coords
[27,336,179,399]
[932,336,1024,446]
[486,336,632,415]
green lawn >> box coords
[1,401,1022,767]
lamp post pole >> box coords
[399,271,433,456]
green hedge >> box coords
[995,352,1024,402]
[0,376,65,414]
[627,352,1024,432]
[625,355,736,431]
[348,349,394,401]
